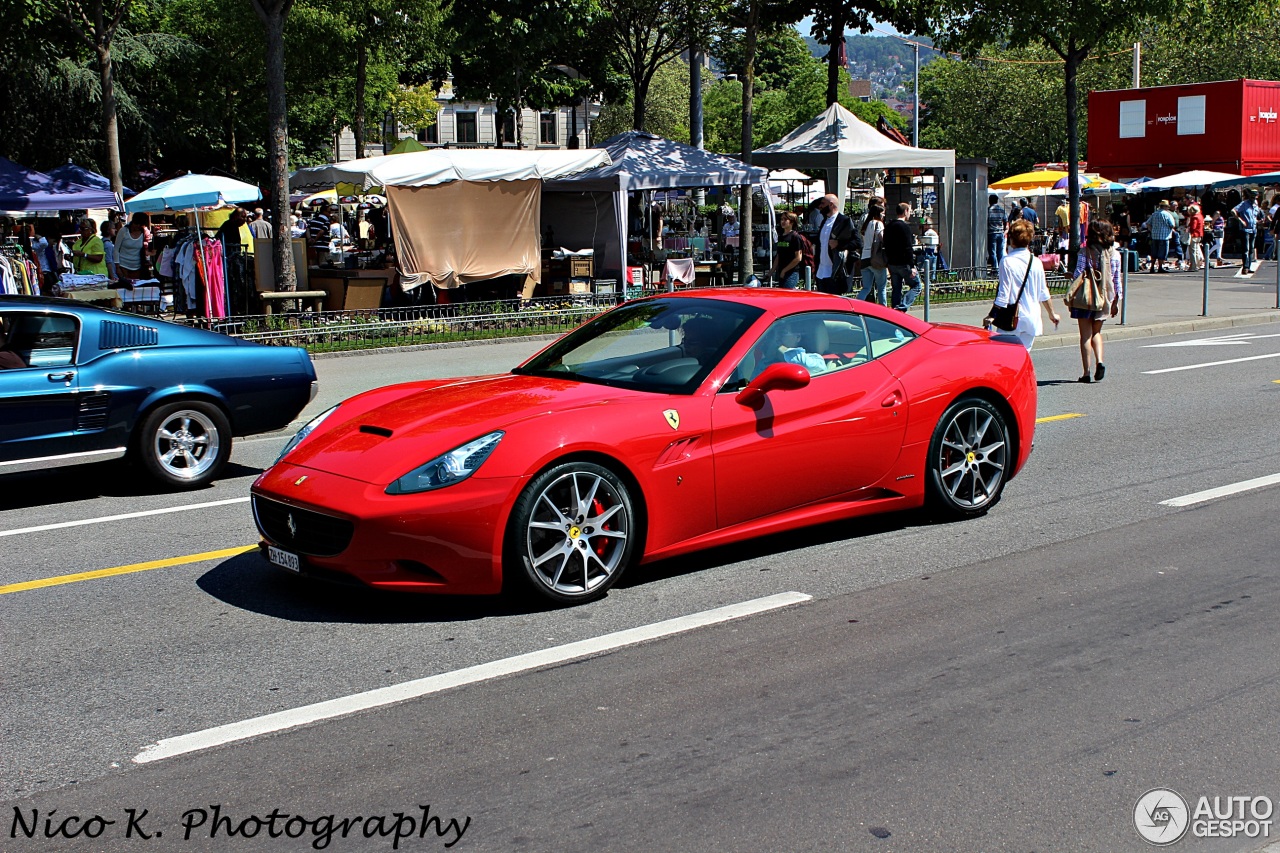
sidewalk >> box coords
[905,261,1280,349]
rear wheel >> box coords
[507,462,636,605]
[137,401,231,489]
[926,396,1010,518]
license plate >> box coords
[267,545,300,573]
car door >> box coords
[710,311,908,529]
[0,310,84,467]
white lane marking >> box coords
[1161,473,1280,507]
[1143,352,1280,374]
[1144,332,1280,348]
[0,497,250,538]
[135,591,813,764]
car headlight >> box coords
[276,405,338,463]
[386,431,504,495]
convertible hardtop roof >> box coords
[640,287,933,334]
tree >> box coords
[450,0,601,146]
[593,58,691,142]
[595,0,687,132]
[713,25,813,91]
[808,0,894,108]
[249,0,297,293]
[920,0,1263,266]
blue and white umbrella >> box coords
[124,173,261,213]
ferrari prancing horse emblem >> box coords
[663,409,680,430]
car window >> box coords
[726,312,871,389]
[3,312,79,368]
[864,316,916,359]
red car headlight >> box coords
[385,431,505,495]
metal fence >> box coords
[184,294,623,354]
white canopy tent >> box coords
[752,103,957,261]
[290,149,611,290]
[1138,170,1245,192]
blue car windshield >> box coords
[514,298,763,395]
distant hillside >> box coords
[804,33,941,100]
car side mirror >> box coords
[735,362,810,409]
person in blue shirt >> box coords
[1232,189,1262,274]
[987,194,1008,274]
[1020,198,1039,227]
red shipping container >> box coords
[1088,79,1280,179]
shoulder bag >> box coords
[869,223,888,270]
[1066,249,1111,313]
[988,251,1035,332]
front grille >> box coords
[252,495,354,557]
[76,392,110,431]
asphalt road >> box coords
[5,319,1280,851]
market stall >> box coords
[290,148,611,298]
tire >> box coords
[926,396,1010,519]
[136,401,231,489]
[507,461,637,605]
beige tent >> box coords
[290,149,611,290]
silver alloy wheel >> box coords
[151,409,221,481]
[937,404,1007,509]
[524,470,630,597]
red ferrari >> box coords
[252,290,1037,604]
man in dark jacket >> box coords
[815,193,858,294]
[884,202,919,310]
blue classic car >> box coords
[0,297,317,488]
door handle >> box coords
[881,391,902,407]
[47,372,74,383]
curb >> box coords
[1029,310,1280,350]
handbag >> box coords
[988,251,1035,332]
[1067,250,1112,313]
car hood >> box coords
[284,372,634,484]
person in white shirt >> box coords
[983,219,1059,351]
[856,204,886,304]
[721,213,739,240]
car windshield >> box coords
[514,297,764,394]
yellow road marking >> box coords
[1273,380,1280,384]
[0,545,256,595]
[1036,413,1086,423]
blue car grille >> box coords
[76,392,110,431]
[252,495,354,557]
[99,320,158,350]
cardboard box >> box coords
[569,279,591,294]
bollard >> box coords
[1119,249,1128,325]
[805,265,812,291]
[1203,250,1210,316]
[922,256,931,322]
[1275,252,1279,309]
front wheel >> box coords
[926,396,1010,519]
[507,462,637,605]
[137,401,231,489]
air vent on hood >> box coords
[359,425,394,437]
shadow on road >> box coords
[0,462,263,511]
[196,551,559,623]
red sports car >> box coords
[252,289,1036,604]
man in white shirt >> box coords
[721,213,739,240]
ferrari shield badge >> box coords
[294,475,308,486]
[663,409,680,430]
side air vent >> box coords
[654,436,701,468]
[76,392,111,432]
[359,425,394,437]
[99,320,159,350]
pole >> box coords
[1120,248,1128,325]
[1203,249,1211,316]
[1132,43,1141,88]
[1275,247,1279,308]
[922,255,931,321]
[913,41,920,147]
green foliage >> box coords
[919,46,1127,178]
[593,59,691,142]
[714,26,814,91]
[388,85,441,132]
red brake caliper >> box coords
[592,497,609,558]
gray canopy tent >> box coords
[542,131,772,280]
[752,104,957,262]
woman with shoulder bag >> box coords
[1065,218,1123,383]
[857,204,887,304]
[982,219,1059,350]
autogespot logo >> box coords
[1135,788,1190,845]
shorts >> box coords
[1150,238,1169,260]
[1069,307,1107,321]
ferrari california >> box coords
[253,289,1037,604]
[1,296,317,488]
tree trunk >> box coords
[690,49,703,148]
[96,42,123,195]
[633,76,647,132]
[252,0,297,293]
[226,84,238,174]
[738,4,759,281]
[354,42,368,159]
[1065,42,1080,272]
[826,19,844,107]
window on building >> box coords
[1119,100,1146,138]
[1178,95,1206,135]
[496,111,516,146]
[416,122,439,144]
[456,111,477,144]
[540,112,557,145]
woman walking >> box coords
[857,204,887,304]
[1067,219,1123,383]
[982,219,1059,349]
